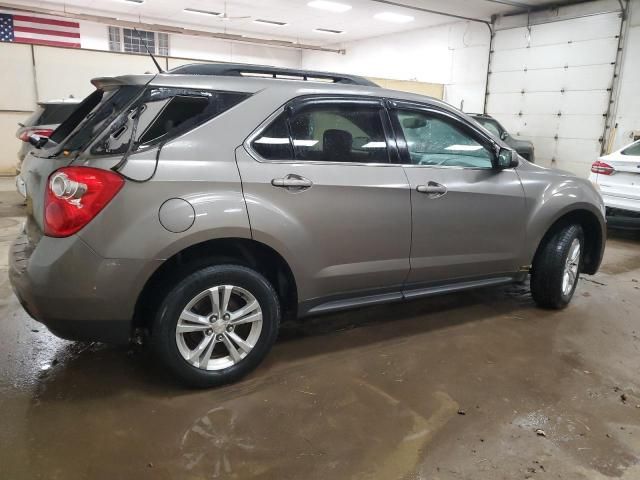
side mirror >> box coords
[500,131,508,141]
[496,148,517,169]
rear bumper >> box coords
[601,193,640,214]
[9,229,161,344]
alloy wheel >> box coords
[175,285,263,370]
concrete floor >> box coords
[1,177,640,480]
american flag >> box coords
[0,12,80,48]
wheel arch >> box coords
[133,237,299,332]
[531,208,605,275]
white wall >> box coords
[77,19,303,68]
[611,0,640,151]
[301,21,491,113]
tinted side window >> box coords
[396,110,493,169]
[622,141,640,156]
[92,89,249,155]
[289,104,389,164]
[138,95,209,144]
[252,113,293,160]
[475,117,502,138]
[38,103,80,125]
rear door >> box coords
[236,97,411,308]
[390,102,527,288]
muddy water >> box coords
[1,183,640,479]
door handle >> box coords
[416,181,447,197]
[271,174,313,190]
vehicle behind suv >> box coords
[10,63,605,388]
[471,113,535,163]
[589,139,640,228]
[16,98,81,172]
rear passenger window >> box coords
[621,141,640,156]
[251,102,389,163]
[92,88,249,155]
[138,96,209,144]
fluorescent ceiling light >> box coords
[374,12,414,23]
[184,8,221,16]
[254,19,288,26]
[314,28,344,34]
[308,1,352,13]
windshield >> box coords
[474,117,504,138]
[48,85,144,155]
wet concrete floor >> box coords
[1,178,640,479]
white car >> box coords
[590,139,640,223]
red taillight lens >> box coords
[44,167,124,237]
[19,129,54,142]
[591,160,615,175]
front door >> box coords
[236,97,411,308]
[390,104,527,288]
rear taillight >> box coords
[19,129,54,142]
[591,160,615,176]
[44,167,124,237]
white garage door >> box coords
[486,12,623,176]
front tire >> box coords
[152,265,280,388]
[531,224,583,309]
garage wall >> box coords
[0,38,303,175]
[487,0,624,176]
[301,21,491,114]
[611,0,640,151]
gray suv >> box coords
[471,113,535,163]
[10,63,605,387]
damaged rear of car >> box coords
[10,73,253,343]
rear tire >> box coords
[152,265,280,388]
[531,224,583,309]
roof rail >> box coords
[167,62,379,87]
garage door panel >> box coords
[526,38,618,70]
[527,138,557,167]
[529,12,622,46]
[490,49,527,72]
[561,91,609,115]
[492,113,529,134]
[565,38,619,67]
[488,11,620,176]
[487,71,525,93]
[523,69,566,92]
[564,64,614,90]
[493,27,529,50]
[523,92,563,115]
[486,93,523,114]
[556,138,601,165]
[515,114,561,138]
[558,116,605,140]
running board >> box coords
[402,276,515,300]
[304,276,517,316]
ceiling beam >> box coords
[367,0,492,25]
[0,1,345,54]
[479,0,534,8]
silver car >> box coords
[9,63,606,387]
[16,98,81,172]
